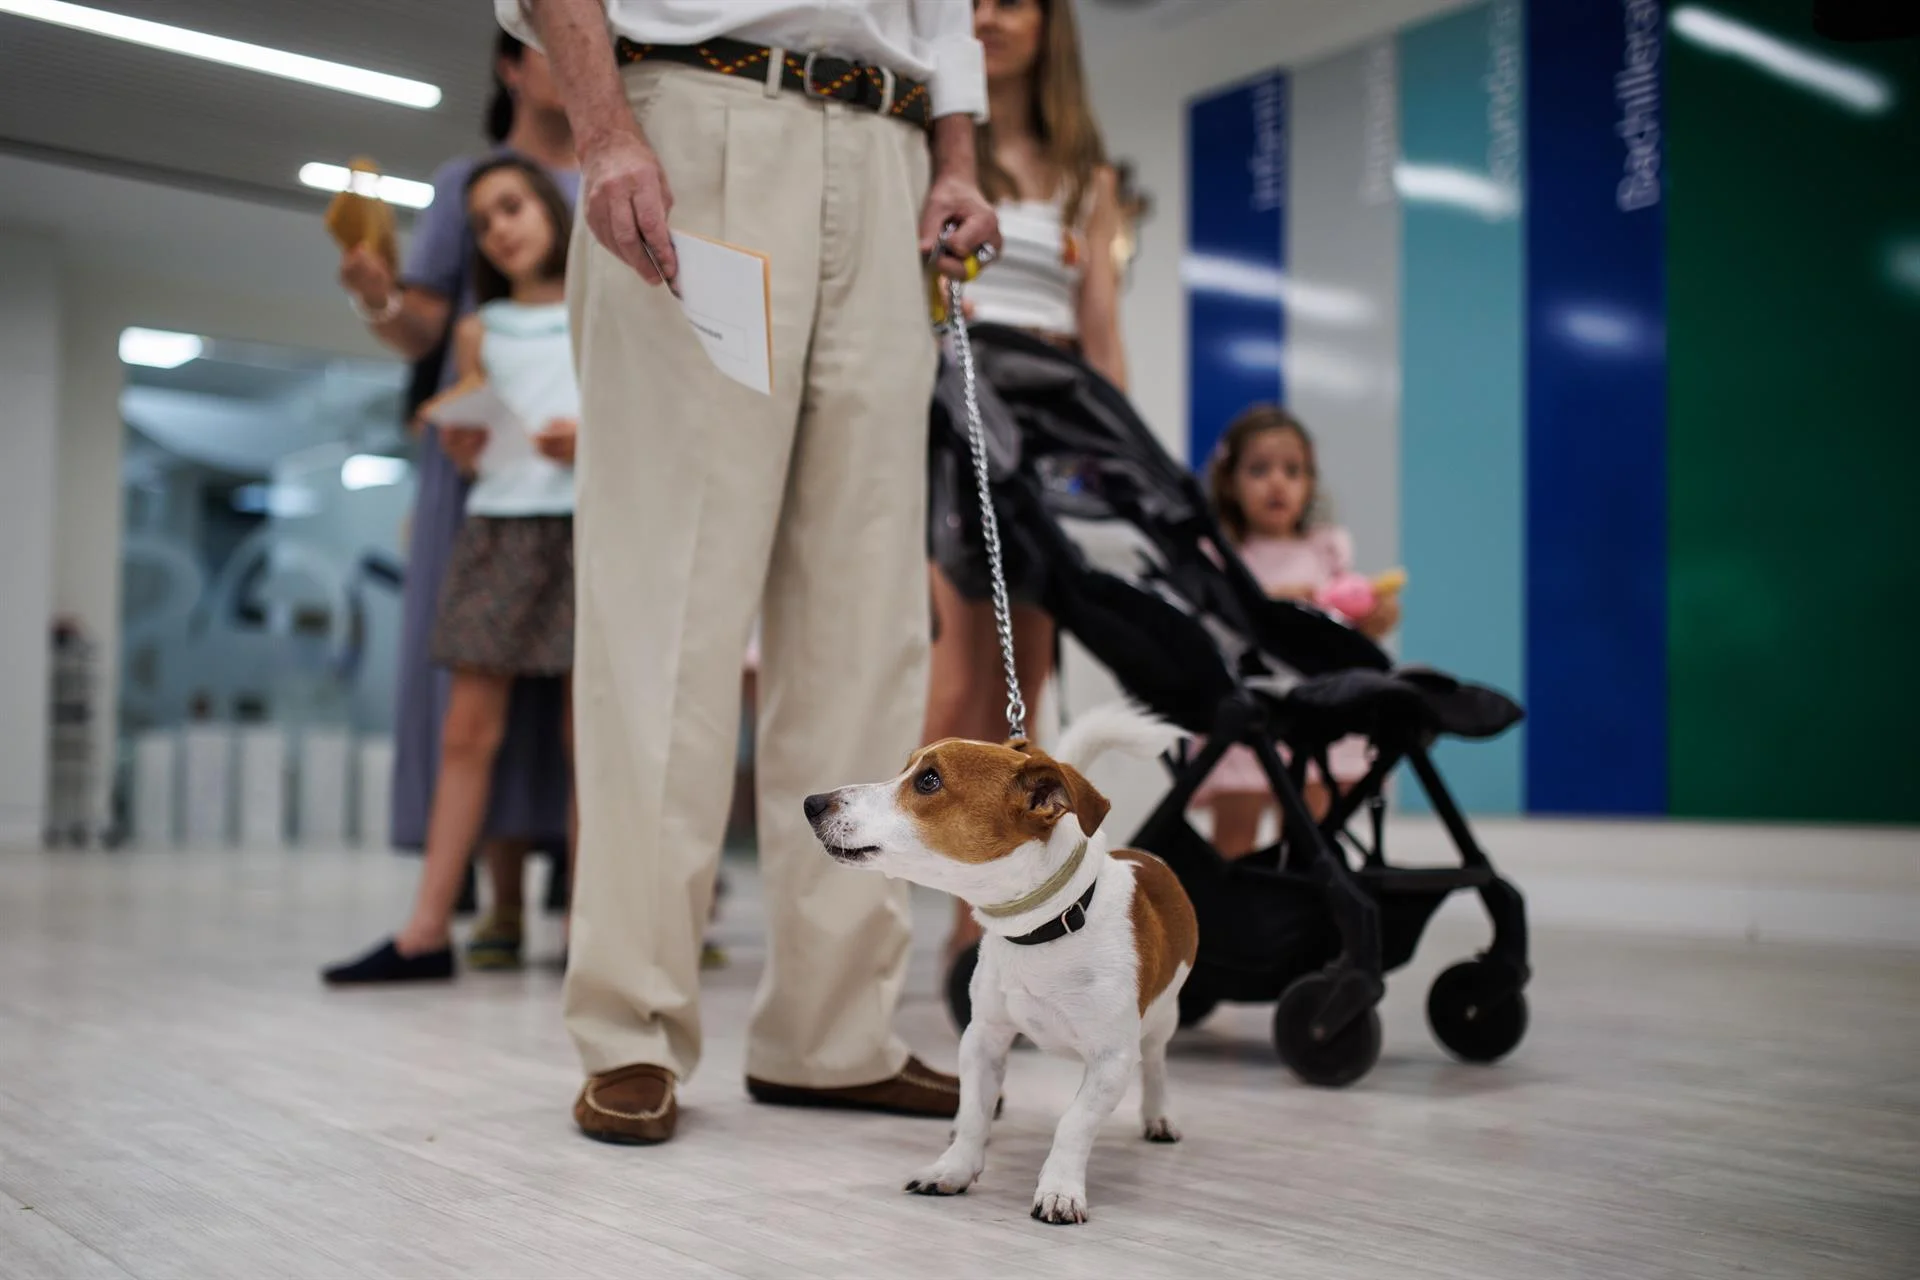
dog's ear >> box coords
[1017,759,1111,838]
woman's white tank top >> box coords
[964,195,1085,337]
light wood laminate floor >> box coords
[1,845,1915,1279]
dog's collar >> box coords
[977,839,1087,920]
[1004,877,1098,947]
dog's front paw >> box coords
[1143,1116,1181,1144]
[905,1155,981,1197]
[1030,1184,1089,1225]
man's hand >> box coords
[339,244,396,312]
[438,424,488,476]
[534,418,578,466]
[919,171,1001,282]
[582,132,677,286]
[919,114,1001,281]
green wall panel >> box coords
[1667,2,1920,821]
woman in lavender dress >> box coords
[336,32,578,968]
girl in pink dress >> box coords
[1194,406,1402,858]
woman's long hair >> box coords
[976,0,1108,227]
[486,32,525,143]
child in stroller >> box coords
[1192,405,1402,860]
[932,323,1532,1088]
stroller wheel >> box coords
[1427,960,1528,1064]
[1272,974,1382,1088]
[1176,979,1219,1029]
[944,942,980,1033]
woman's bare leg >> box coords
[1210,793,1269,860]
[1007,603,1055,743]
[926,568,996,960]
[396,672,514,955]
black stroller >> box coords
[933,324,1532,1088]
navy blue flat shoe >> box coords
[322,939,455,986]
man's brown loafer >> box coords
[746,1055,999,1120]
[574,1063,678,1145]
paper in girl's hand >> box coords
[418,380,536,476]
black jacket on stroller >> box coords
[932,323,1532,1087]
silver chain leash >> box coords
[944,274,1028,742]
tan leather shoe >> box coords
[747,1055,998,1120]
[574,1064,678,1145]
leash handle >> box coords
[936,222,1027,742]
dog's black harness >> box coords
[1005,879,1097,946]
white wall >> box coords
[0,230,63,844]
[59,268,388,837]
[0,150,389,843]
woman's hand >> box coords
[438,424,488,476]
[339,244,397,312]
[1357,594,1402,639]
[534,418,578,466]
[1265,583,1319,602]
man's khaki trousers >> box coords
[564,63,935,1087]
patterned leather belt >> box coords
[615,36,932,130]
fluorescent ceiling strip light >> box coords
[1670,6,1892,115]
[341,455,409,491]
[0,0,441,109]
[299,163,435,210]
[1392,163,1520,219]
[119,327,202,369]
[1179,255,1377,326]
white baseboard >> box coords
[1396,817,1920,948]
[0,813,42,848]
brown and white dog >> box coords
[804,704,1197,1225]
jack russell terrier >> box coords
[804,704,1197,1225]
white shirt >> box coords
[496,0,987,121]
[964,197,1083,337]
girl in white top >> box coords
[325,156,582,985]
[927,0,1130,968]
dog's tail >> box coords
[1052,701,1186,773]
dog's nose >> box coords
[803,793,834,823]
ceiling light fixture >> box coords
[1179,255,1377,326]
[1393,163,1521,219]
[340,455,410,491]
[0,0,441,109]
[298,162,435,210]
[119,327,203,369]
[1670,6,1892,115]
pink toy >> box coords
[1315,572,1377,621]
[1313,568,1406,623]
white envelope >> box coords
[670,230,773,396]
